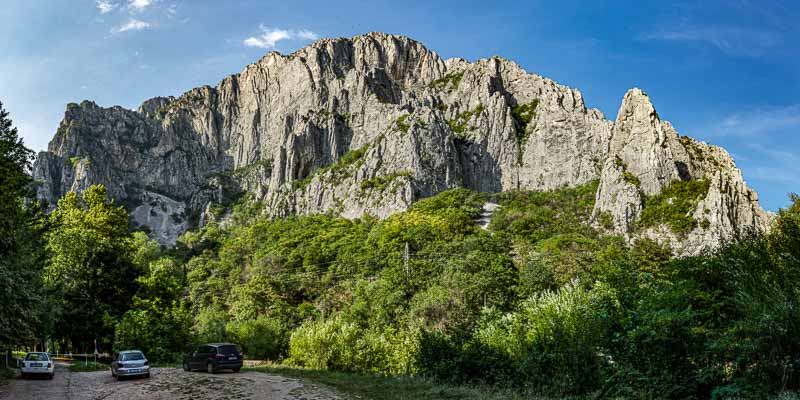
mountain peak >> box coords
[31,33,770,253]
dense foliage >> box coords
[0,101,46,350]
[44,185,141,352]
[5,100,800,397]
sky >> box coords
[1,0,798,211]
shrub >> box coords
[429,72,464,91]
[114,302,192,363]
[395,114,410,133]
[447,104,485,137]
[638,179,710,235]
[511,99,539,161]
[622,171,641,187]
[360,170,412,192]
[287,315,418,374]
[227,316,289,361]
[293,144,369,190]
[471,281,612,395]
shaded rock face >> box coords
[32,32,771,251]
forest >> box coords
[3,101,800,399]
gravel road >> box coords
[0,362,340,400]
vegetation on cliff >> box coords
[3,101,800,398]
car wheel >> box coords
[207,362,215,374]
[183,362,190,372]
[233,368,240,373]
[49,373,54,380]
[20,373,26,379]
[144,373,150,379]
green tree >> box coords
[44,185,139,352]
[0,100,47,350]
[115,256,192,363]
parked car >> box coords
[20,352,54,379]
[110,350,150,380]
[183,343,243,373]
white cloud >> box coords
[243,25,320,49]
[128,0,154,12]
[96,0,116,14]
[297,29,320,41]
[710,105,800,137]
[112,18,151,33]
[645,26,782,57]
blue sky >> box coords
[1,0,798,211]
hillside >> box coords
[31,32,770,252]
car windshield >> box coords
[218,345,239,354]
[25,353,49,361]
[121,352,144,361]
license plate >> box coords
[31,363,42,367]
[228,357,237,360]
[129,368,140,373]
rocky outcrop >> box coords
[591,89,771,254]
[31,32,771,251]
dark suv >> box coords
[183,343,243,373]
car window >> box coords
[204,346,215,353]
[121,352,145,361]
[218,345,239,354]
[25,353,49,361]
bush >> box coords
[192,306,230,344]
[114,303,192,363]
[227,316,289,361]
[638,179,710,234]
[288,315,418,375]
[471,281,612,395]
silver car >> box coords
[110,350,150,380]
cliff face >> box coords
[32,32,772,251]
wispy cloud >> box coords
[243,25,320,49]
[128,0,155,12]
[745,144,800,186]
[96,0,116,14]
[644,26,782,57]
[698,106,800,205]
[709,105,800,137]
[112,18,151,33]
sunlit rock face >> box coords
[32,32,771,250]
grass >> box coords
[68,361,109,372]
[244,364,531,400]
[0,367,15,383]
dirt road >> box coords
[0,362,341,400]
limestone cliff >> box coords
[31,32,771,251]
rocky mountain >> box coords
[31,32,772,252]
